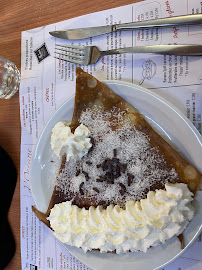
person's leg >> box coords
[0,147,17,270]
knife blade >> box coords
[50,25,112,40]
[49,14,202,40]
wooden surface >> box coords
[1,0,140,269]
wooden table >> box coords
[1,0,139,269]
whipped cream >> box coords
[48,183,194,254]
[51,122,92,160]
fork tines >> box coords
[55,44,88,64]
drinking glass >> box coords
[0,56,20,99]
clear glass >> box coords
[0,56,20,99]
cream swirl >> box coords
[48,183,194,254]
[51,122,92,160]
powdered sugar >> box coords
[56,108,179,206]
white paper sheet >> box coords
[20,0,202,269]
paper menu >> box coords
[20,0,202,269]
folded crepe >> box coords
[33,67,201,229]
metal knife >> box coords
[49,14,202,40]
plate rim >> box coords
[105,80,202,142]
[30,80,202,270]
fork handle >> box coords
[115,14,202,30]
[101,45,202,56]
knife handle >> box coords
[115,14,202,30]
[102,45,202,56]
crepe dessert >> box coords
[33,67,201,254]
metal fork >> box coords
[55,44,202,65]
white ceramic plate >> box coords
[30,81,202,270]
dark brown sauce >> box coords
[177,233,185,249]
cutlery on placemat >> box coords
[54,44,202,65]
[50,14,202,40]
